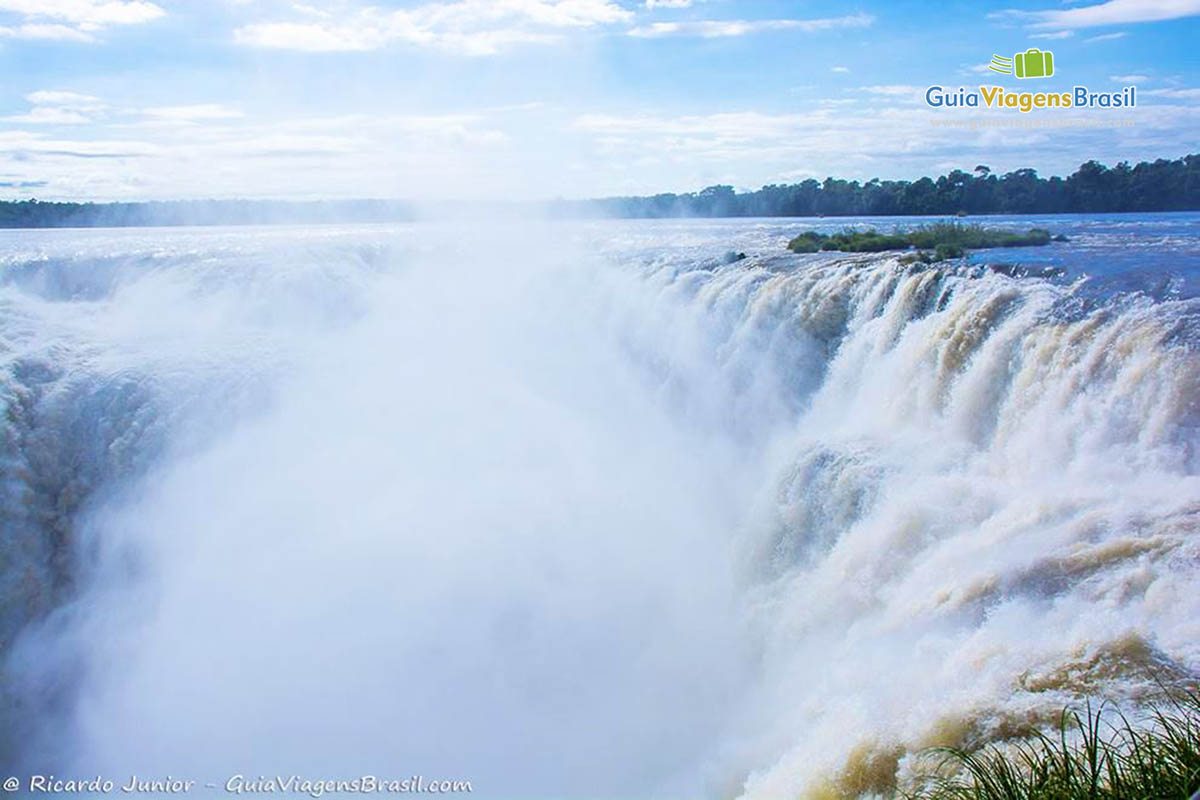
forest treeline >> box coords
[1,154,1198,227]
[560,154,1200,218]
[0,199,415,229]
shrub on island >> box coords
[787,222,1064,262]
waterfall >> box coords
[2,221,1197,798]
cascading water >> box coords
[1,217,1197,798]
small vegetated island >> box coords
[786,222,1067,263]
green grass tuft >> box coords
[905,691,1200,800]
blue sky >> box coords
[0,0,1197,200]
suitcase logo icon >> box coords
[989,49,1055,79]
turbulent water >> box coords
[1,215,1199,798]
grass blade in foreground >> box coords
[906,691,1200,800]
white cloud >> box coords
[1029,30,1074,39]
[627,13,873,38]
[566,98,1200,197]
[234,22,380,52]
[0,0,164,25]
[831,66,849,73]
[0,102,536,200]
[996,0,1200,29]
[4,92,1197,201]
[1084,31,1127,41]
[1110,74,1149,82]
[0,129,160,158]
[234,0,631,55]
[2,107,92,124]
[291,3,334,19]
[574,111,815,142]
[2,89,106,125]
[1143,87,1200,98]
[229,133,360,157]
[143,104,246,121]
[857,84,924,97]
[0,22,95,40]
[27,90,103,107]
[234,19,556,54]
[645,0,692,6]
[0,0,163,42]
